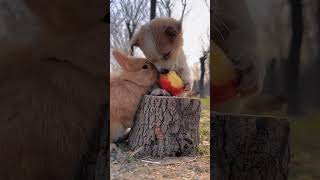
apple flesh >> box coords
[212,43,240,106]
[159,71,185,96]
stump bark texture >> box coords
[211,112,290,180]
[128,95,201,158]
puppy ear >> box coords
[112,50,131,71]
[165,21,182,39]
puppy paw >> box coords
[174,65,184,75]
[233,55,263,97]
[183,81,192,92]
[150,88,171,96]
[173,66,192,92]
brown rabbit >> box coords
[110,50,158,142]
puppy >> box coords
[130,17,192,96]
[212,0,265,113]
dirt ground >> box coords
[110,97,210,180]
[110,154,209,180]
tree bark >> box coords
[199,57,206,98]
[128,95,201,158]
[316,1,320,106]
[211,112,290,180]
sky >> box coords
[170,0,210,67]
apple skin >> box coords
[212,78,240,107]
[159,71,185,96]
[211,43,241,106]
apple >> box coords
[159,71,185,96]
[212,78,240,106]
[212,43,240,106]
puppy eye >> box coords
[163,51,171,60]
[142,65,148,69]
[165,27,177,38]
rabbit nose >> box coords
[160,68,169,74]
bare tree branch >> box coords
[180,0,189,22]
[110,0,148,52]
[150,0,157,20]
[159,0,174,17]
[110,0,149,71]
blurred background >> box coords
[246,0,320,179]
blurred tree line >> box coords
[252,0,320,115]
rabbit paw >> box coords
[110,143,124,162]
[150,88,171,96]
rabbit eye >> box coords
[142,65,148,69]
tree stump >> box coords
[128,95,201,158]
[211,112,290,180]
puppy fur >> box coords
[130,17,192,95]
[212,0,265,113]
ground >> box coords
[289,110,320,180]
[110,98,320,179]
[110,97,210,180]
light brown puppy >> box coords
[110,50,158,142]
[0,0,106,179]
[130,17,192,96]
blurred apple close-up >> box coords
[212,44,240,106]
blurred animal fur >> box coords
[0,0,106,179]
[212,0,266,113]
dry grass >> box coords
[289,111,320,180]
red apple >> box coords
[159,71,185,96]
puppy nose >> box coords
[160,68,169,74]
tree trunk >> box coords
[286,0,303,115]
[126,22,136,56]
[128,95,201,158]
[316,1,320,106]
[199,57,206,98]
[150,0,157,20]
[211,112,290,180]
[264,58,279,95]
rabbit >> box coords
[110,50,158,142]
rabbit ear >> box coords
[112,50,131,71]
